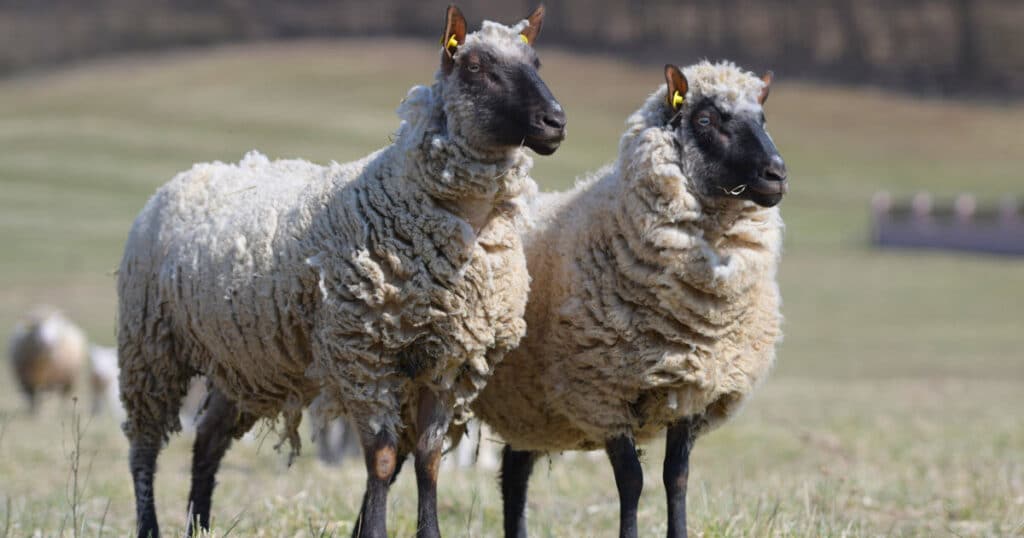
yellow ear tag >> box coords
[445,34,459,51]
[519,34,529,44]
[672,90,685,110]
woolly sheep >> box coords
[312,417,362,466]
[87,344,125,419]
[473,61,787,538]
[8,306,87,412]
[116,5,564,537]
[314,416,499,470]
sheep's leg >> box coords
[185,388,241,536]
[129,438,162,538]
[664,419,697,538]
[606,435,643,538]
[19,380,37,414]
[499,444,538,538]
[353,428,400,538]
[350,447,408,538]
[413,388,453,538]
[664,418,697,538]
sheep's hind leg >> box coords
[353,427,400,538]
[664,418,698,538]
[185,387,253,536]
[350,446,408,538]
[606,435,643,538]
[130,438,163,538]
[411,388,454,538]
[499,444,539,538]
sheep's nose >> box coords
[764,154,787,182]
[540,102,566,131]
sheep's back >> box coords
[117,152,348,418]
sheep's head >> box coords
[437,5,566,156]
[664,62,787,208]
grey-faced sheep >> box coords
[116,5,564,537]
[8,306,87,412]
[472,61,786,538]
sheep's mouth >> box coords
[524,130,565,156]
[748,176,788,196]
[524,135,565,155]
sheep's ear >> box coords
[758,70,774,105]
[520,5,545,45]
[664,64,688,112]
[440,5,468,73]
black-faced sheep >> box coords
[116,5,564,537]
[8,306,87,412]
[472,61,786,538]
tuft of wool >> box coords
[117,25,536,457]
[474,61,783,451]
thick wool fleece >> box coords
[9,307,87,399]
[117,22,536,455]
[474,61,783,451]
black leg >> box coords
[130,440,162,538]
[500,445,538,538]
[185,389,240,536]
[352,429,399,538]
[606,435,643,538]
[350,448,407,538]
[413,389,453,538]
[664,418,697,538]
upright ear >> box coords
[520,5,546,45]
[664,64,688,112]
[440,5,468,73]
[758,70,774,105]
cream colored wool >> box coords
[117,20,537,456]
[88,344,125,418]
[474,61,784,451]
[8,306,87,403]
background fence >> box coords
[1,0,1022,96]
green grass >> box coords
[0,38,1022,536]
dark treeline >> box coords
[1,0,1021,97]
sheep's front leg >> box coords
[500,444,539,538]
[414,387,453,538]
[664,417,698,538]
[606,435,643,538]
[354,429,400,538]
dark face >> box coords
[682,98,787,207]
[450,46,566,155]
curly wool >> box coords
[474,61,783,451]
[118,38,535,456]
[8,306,87,402]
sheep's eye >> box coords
[467,63,480,73]
[697,116,712,127]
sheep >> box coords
[115,5,565,537]
[87,344,125,419]
[8,306,87,412]
[312,417,362,466]
[314,416,499,470]
[472,61,787,538]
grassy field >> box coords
[0,38,1022,537]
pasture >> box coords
[0,39,1022,536]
